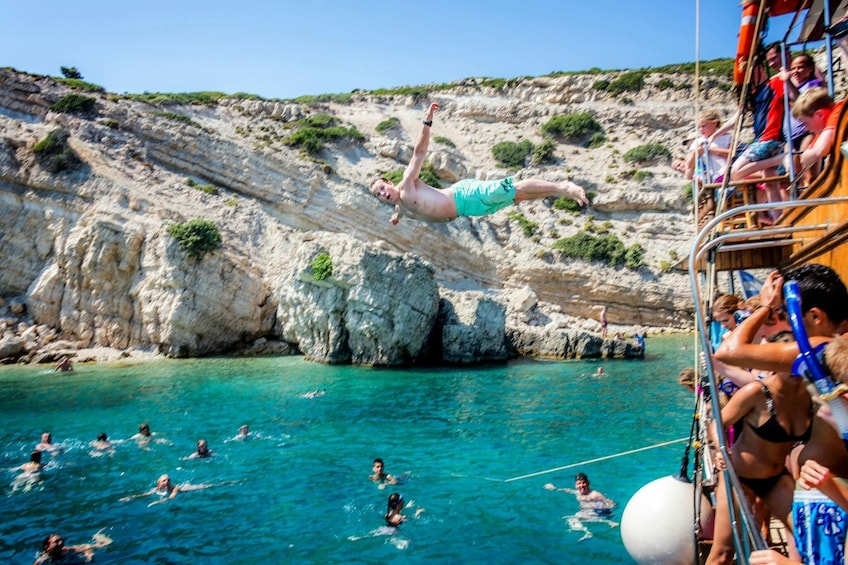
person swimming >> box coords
[88,432,115,457]
[10,451,45,492]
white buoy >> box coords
[621,475,714,565]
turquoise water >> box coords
[1,336,694,564]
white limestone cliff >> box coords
[0,67,735,365]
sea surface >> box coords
[1,336,695,564]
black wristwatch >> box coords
[423,120,432,127]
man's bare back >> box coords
[369,102,587,225]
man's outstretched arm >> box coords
[401,103,439,188]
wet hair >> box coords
[42,534,61,551]
[825,335,848,384]
[712,294,744,317]
[784,263,848,323]
[792,87,834,119]
[387,493,404,511]
[97,433,107,442]
[373,458,384,466]
[30,451,42,463]
[574,472,589,483]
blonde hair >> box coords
[825,335,848,384]
[699,109,722,126]
[792,87,834,119]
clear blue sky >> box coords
[2,1,803,100]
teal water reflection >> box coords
[1,336,695,564]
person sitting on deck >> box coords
[679,109,732,183]
[791,87,845,184]
[369,103,588,225]
[712,48,789,225]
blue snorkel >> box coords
[784,280,848,449]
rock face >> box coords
[0,67,729,365]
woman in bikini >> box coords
[705,329,812,565]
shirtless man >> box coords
[545,472,617,540]
[34,432,62,455]
[129,423,169,448]
[120,473,213,506]
[11,451,45,492]
[34,531,112,564]
[369,103,588,225]
[370,458,397,489]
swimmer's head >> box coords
[157,474,171,489]
[43,534,64,554]
[97,432,108,442]
[238,425,249,435]
[197,439,209,455]
[40,432,52,443]
[387,492,404,511]
[30,451,42,463]
[139,423,150,435]
[574,473,590,494]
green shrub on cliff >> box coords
[167,219,222,260]
[33,129,82,173]
[531,139,557,164]
[492,140,533,168]
[283,114,364,155]
[56,78,105,93]
[623,143,671,163]
[606,71,646,95]
[506,211,538,237]
[49,93,96,114]
[553,190,596,213]
[541,113,602,142]
[382,162,442,188]
[310,251,333,281]
[127,91,228,106]
[151,111,202,128]
[375,117,400,134]
[553,231,626,267]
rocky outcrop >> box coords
[0,67,720,366]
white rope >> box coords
[502,437,688,483]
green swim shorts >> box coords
[452,177,516,217]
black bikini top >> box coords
[746,382,813,444]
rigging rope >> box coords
[502,437,688,483]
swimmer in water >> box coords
[384,493,425,527]
[11,451,45,492]
[34,432,63,455]
[120,474,215,506]
[370,458,398,489]
[545,472,618,541]
[129,423,170,449]
[89,432,115,457]
[184,439,214,460]
[33,530,112,564]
